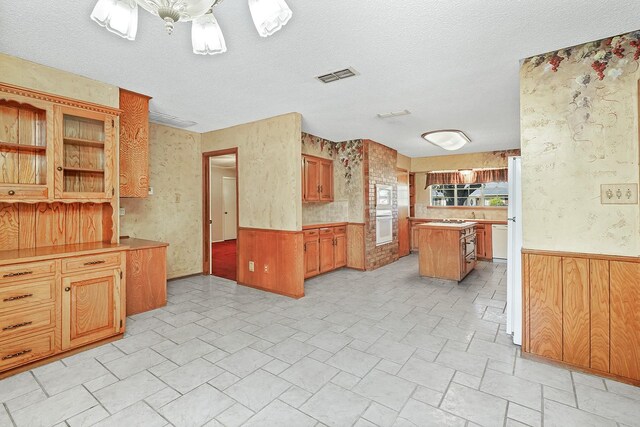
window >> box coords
[430,182,508,207]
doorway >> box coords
[203,149,238,281]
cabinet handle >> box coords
[84,260,106,266]
[64,287,71,292]
[3,271,33,278]
[57,166,63,171]
[7,190,15,196]
[2,349,32,360]
[304,243,307,252]
[317,185,321,194]
[2,321,32,331]
[3,293,33,302]
[320,185,323,193]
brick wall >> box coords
[364,140,399,270]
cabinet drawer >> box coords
[62,252,122,274]
[334,226,346,235]
[304,229,319,239]
[0,331,55,372]
[0,279,55,313]
[319,228,333,235]
[0,185,48,201]
[0,305,55,341]
[0,260,56,285]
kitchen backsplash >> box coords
[415,203,508,221]
[302,200,350,225]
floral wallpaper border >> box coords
[301,132,363,184]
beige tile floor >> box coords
[1,255,639,427]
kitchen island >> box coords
[417,222,477,282]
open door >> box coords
[203,149,238,281]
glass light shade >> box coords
[192,12,227,55]
[421,130,470,151]
[91,0,138,40]
[248,0,292,37]
[136,0,215,22]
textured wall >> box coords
[120,124,203,279]
[201,113,302,231]
[410,150,518,220]
[0,53,119,108]
[301,133,364,225]
[521,32,640,256]
[364,140,399,270]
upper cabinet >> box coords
[0,95,54,201]
[119,89,151,198]
[0,84,119,203]
[54,106,116,200]
[302,154,333,202]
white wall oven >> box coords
[375,184,393,246]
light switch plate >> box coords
[119,208,125,216]
[148,187,154,195]
[601,184,638,205]
[248,261,254,272]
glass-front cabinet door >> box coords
[0,95,53,201]
[54,106,115,200]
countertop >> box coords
[415,222,477,230]
[119,237,169,250]
[0,242,129,266]
[302,222,348,230]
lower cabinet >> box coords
[0,248,126,376]
[304,225,347,279]
[62,268,122,350]
[304,230,320,278]
[523,251,640,384]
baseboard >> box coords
[237,281,304,299]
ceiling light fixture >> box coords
[421,130,470,151]
[90,0,292,55]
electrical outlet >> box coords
[601,184,638,205]
[119,208,125,216]
[148,187,154,195]
[248,261,254,272]
[264,264,269,273]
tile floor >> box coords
[1,255,639,427]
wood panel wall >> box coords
[0,203,113,251]
[237,228,304,298]
[346,223,365,270]
[523,249,640,385]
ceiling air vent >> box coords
[149,111,197,129]
[316,67,358,84]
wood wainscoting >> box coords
[346,223,365,270]
[237,228,304,299]
[522,249,640,386]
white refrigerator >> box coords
[506,156,523,345]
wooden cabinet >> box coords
[124,239,168,316]
[0,246,126,377]
[523,251,640,385]
[54,106,116,200]
[62,268,121,350]
[303,230,320,279]
[417,223,476,282]
[475,224,494,260]
[302,154,333,202]
[0,94,53,202]
[0,84,119,204]
[119,89,151,198]
[303,225,347,278]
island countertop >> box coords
[415,222,477,230]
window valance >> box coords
[425,167,508,188]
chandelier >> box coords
[90,0,293,55]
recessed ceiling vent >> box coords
[149,111,197,129]
[316,67,358,83]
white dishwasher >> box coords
[492,224,508,261]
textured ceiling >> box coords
[1,1,638,156]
